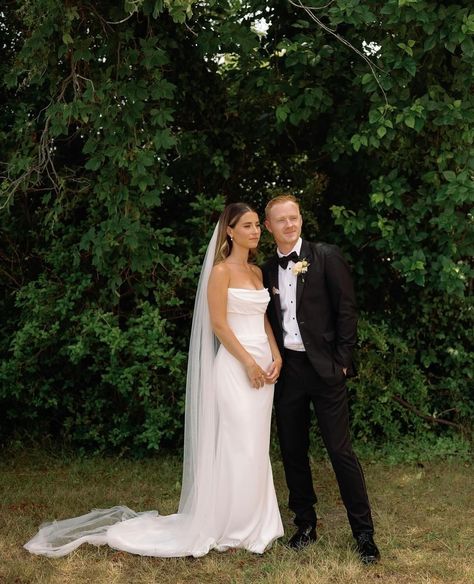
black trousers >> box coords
[275,349,374,536]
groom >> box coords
[262,194,380,564]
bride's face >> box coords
[228,211,261,250]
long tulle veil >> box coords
[179,223,219,515]
[24,225,221,557]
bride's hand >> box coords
[245,361,267,389]
[265,357,282,384]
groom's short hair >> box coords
[265,194,300,217]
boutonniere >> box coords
[292,259,310,277]
[272,286,280,295]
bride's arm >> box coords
[263,314,282,383]
[207,263,266,389]
[251,265,282,384]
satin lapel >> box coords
[296,240,312,311]
[269,256,283,330]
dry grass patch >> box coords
[0,449,472,584]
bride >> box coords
[25,202,284,557]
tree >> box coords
[1,0,472,452]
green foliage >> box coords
[1,0,472,453]
[353,432,472,464]
[0,193,222,452]
[350,310,472,442]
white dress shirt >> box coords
[277,238,305,351]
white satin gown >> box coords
[24,287,283,557]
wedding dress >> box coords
[24,226,283,558]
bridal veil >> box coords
[24,226,221,557]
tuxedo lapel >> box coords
[268,256,283,330]
[296,240,312,311]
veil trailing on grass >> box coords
[24,226,220,557]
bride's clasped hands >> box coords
[245,357,281,388]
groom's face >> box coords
[265,201,303,251]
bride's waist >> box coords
[226,314,267,339]
[232,332,268,343]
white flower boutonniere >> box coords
[272,286,280,296]
[292,259,310,277]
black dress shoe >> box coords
[287,525,317,550]
[355,532,380,564]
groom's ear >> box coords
[264,218,272,233]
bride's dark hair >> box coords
[214,202,258,265]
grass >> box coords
[0,448,472,584]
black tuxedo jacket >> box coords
[262,240,358,385]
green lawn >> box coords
[0,449,472,584]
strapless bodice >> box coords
[226,288,269,339]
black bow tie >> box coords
[278,251,299,269]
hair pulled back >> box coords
[214,202,257,264]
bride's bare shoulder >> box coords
[211,261,230,276]
[208,262,231,287]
